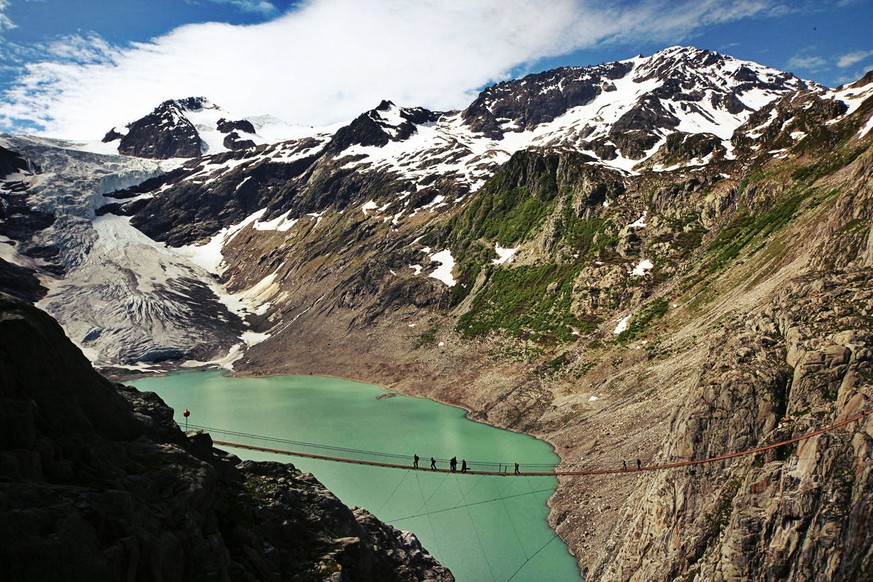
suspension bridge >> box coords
[182,408,869,582]
[189,407,871,476]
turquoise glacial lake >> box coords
[133,371,582,582]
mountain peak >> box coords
[100,96,270,159]
[326,101,440,153]
[171,96,219,112]
[100,98,204,158]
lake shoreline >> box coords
[111,362,580,577]
[132,370,584,581]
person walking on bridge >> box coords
[461,459,468,473]
[636,458,642,470]
[450,457,457,472]
[430,457,437,470]
[514,462,520,475]
[413,454,419,469]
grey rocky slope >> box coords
[0,294,452,581]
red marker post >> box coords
[183,408,190,431]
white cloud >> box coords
[196,0,278,15]
[0,0,16,32]
[786,52,828,72]
[0,0,783,139]
[837,49,873,68]
[44,33,121,64]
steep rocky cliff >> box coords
[0,294,452,581]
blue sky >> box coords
[537,1,873,84]
[0,0,871,138]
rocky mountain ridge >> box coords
[2,44,873,580]
[100,96,316,159]
[0,293,453,581]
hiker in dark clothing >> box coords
[413,454,419,469]
[430,457,437,470]
[514,463,520,475]
[450,457,457,472]
[623,460,628,471]
[461,459,468,473]
[636,459,642,470]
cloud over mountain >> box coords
[1,0,786,138]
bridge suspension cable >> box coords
[192,407,871,477]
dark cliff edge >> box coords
[0,294,452,582]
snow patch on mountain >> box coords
[217,270,279,318]
[613,314,631,335]
[828,80,873,116]
[175,210,266,274]
[632,259,654,276]
[253,209,298,232]
[361,200,378,215]
[492,244,517,265]
[428,249,456,287]
[859,115,873,139]
[628,212,648,229]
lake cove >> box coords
[134,371,583,582]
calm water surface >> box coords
[134,371,582,582]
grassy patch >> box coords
[560,206,619,259]
[673,223,708,258]
[447,153,559,248]
[702,185,813,275]
[412,326,438,349]
[791,145,865,183]
[444,154,562,306]
[616,298,669,343]
[543,350,573,373]
[457,263,587,344]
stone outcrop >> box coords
[588,272,873,580]
[0,294,452,582]
[103,98,211,159]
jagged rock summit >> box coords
[101,96,278,159]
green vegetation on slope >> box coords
[702,176,840,278]
[616,297,669,343]
[449,153,560,246]
[444,152,562,305]
[457,263,599,344]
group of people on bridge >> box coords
[413,453,520,474]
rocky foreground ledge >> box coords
[0,294,452,582]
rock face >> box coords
[107,98,207,159]
[327,100,441,153]
[0,144,30,176]
[1,146,48,303]
[0,294,453,582]
[587,271,873,581]
[103,98,268,159]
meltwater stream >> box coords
[134,371,582,582]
